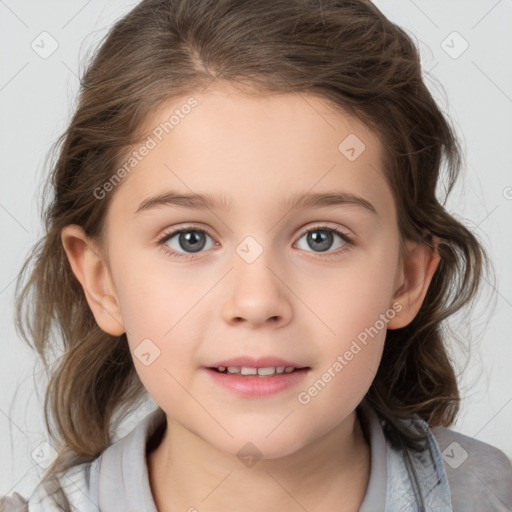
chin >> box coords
[210,432,308,463]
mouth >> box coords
[203,356,311,395]
[208,366,310,376]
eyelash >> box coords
[156,223,355,261]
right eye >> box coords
[157,226,218,260]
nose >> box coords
[221,243,293,329]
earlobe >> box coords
[61,224,125,336]
[387,235,441,330]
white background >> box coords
[1,0,511,498]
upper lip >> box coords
[206,356,309,369]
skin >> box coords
[62,82,440,511]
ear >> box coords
[61,224,125,336]
[387,234,441,330]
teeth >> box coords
[217,366,301,375]
[257,367,276,376]
[240,367,257,375]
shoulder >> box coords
[432,426,512,511]
[1,408,164,512]
[1,457,101,512]
[0,492,28,511]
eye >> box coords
[157,225,217,260]
[156,223,354,261]
[294,225,354,255]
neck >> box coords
[148,409,371,512]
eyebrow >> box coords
[135,190,378,216]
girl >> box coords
[2,0,511,510]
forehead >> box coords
[108,84,393,219]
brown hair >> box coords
[14,0,491,508]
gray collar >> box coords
[95,401,452,511]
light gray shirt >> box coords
[2,399,511,511]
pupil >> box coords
[308,230,332,252]
[180,231,206,253]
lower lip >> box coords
[205,368,310,397]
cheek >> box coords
[295,337,384,446]
[108,253,203,407]
[112,248,204,339]
[293,242,398,409]
[296,293,391,431]
[298,240,399,342]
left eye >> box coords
[295,227,352,253]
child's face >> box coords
[101,83,405,458]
